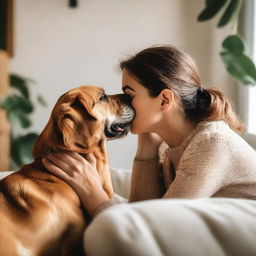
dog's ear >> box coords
[32,117,56,158]
[71,94,97,122]
[32,93,99,158]
[56,95,98,151]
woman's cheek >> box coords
[130,117,138,133]
[130,101,146,133]
[130,111,142,134]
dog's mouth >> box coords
[104,104,135,140]
[104,122,131,139]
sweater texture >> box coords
[129,121,256,202]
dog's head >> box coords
[32,86,135,158]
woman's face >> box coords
[122,69,162,134]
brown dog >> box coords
[0,86,134,256]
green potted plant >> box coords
[197,0,256,85]
[0,73,46,168]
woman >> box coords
[42,46,256,254]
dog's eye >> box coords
[99,93,107,102]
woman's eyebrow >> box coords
[122,85,135,93]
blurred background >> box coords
[0,0,255,171]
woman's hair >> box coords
[120,45,244,133]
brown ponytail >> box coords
[120,45,244,133]
[205,88,245,133]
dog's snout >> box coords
[120,94,132,106]
[109,93,132,106]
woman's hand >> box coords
[42,152,110,215]
[136,133,163,160]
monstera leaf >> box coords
[220,35,256,85]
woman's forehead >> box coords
[122,70,141,89]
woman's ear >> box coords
[160,89,174,112]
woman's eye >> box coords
[125,93,134,100]
[128,94,134,100]
[99,93,107,102]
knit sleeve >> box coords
[163,134,231,199]
[128,157,165,202]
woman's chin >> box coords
[130,126,138,134]
[130,129,138,134]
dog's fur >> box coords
[0,86,134,256]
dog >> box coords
[0,86,134,256]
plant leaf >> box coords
[16,112,32,128]
[7,111,32,128]
[220,34,256,85]
[37,95,47,107]
[10,74,30,98]
[218,0,242,27]
[11,136,22,167]
[198,0,228,21]
[238,55,256,80]
[220,52,256,85]
[222,35,244,55]
[1,95,34,114]
[11,133,38,167]
[205,0,215,6]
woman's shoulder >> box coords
[189,120,255,155]
[195,120,230,134]
[192,120,231,142]
[158,121,231,162]
[169,120,232,153]
[159,120,254,163]
[188,120,242,149]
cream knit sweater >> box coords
[129,121,256,202]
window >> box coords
[238,0,256,134]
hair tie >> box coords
[196,86,211,107]
[197,86,204,95]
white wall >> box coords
[10,0,236,170]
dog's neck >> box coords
[34,135,114,198]
[79,138,114,198]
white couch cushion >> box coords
[84,198,256,256]
[111,168,131,199]
[0,171,13,180]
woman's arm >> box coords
[42,152,113,217]
[129,133,165,202]
[135,133,163,160]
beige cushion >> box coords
[84,198,256,256]
[111,168,131,199]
